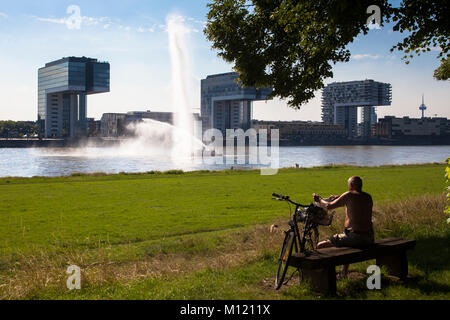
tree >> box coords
[390,0,449,76]
[434,58,449,81]
[204,0,449,108]
[0,121,38,138]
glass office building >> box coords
[321,80,392,137]
[201,72,272,135]
[38,57,110,138]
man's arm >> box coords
[314,193,348,210]
[323,195,339,202]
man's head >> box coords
[348,176,363,192]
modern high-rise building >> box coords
[38,57,110,138]
[321,80,391,137]
[201,72,272,135]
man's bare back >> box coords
[328,190,373,234]
[313,176,374,277]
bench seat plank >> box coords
[288,238,416,295]
[290,238,416,269]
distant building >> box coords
[201,72,272,135]
[322,80,391,138]
[252,120,347,142]
[100,110,201,137]
[100,113,126,137]
[374,116,449,138]
[38,56,110,138]
[87,118,101,137]
[126,110,173,124]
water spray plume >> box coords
[167,14,197,159]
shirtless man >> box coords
[313,176,374,277]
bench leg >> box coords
[376,252,408,280]
[302,266,336,295]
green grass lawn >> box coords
[0,163,448,299]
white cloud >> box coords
[186,16,206,25]
[34,11,201,35]
[161,15,203,34]
[138,26,155,33]
[36,17,66,25]
[352,54,382,60]
[194,19,207,26]
[0,12,7,18]
[83,16,110,26]
[118,25,133,31]
[35,14,111,30]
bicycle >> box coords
[272,193,334,290]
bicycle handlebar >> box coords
[272,193,309,207]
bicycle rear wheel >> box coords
[275,230,295,290]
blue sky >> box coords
[0,0,448,122]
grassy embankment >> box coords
[0,163,448,299]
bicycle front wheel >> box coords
[302,226,319,253]
[275,230,295,290]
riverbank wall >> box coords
[0,135,449,148]
[0,138,122,148]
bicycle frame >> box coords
[289,205,302,253]
[292,204,317,253]
[272,193,314,254]
[273,193,330,289]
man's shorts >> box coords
[329,228,374,248]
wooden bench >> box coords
[289,238,416,295]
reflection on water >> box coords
[0,146,448,178]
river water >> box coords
[0,146,448,178]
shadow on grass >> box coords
[335,232,450,298]
[336,273,450,299]
[408,233,450,273]
[401,275,450,295]
[288,232,450,299]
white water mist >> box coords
[167,14,196,159]
[122,119,205,157]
